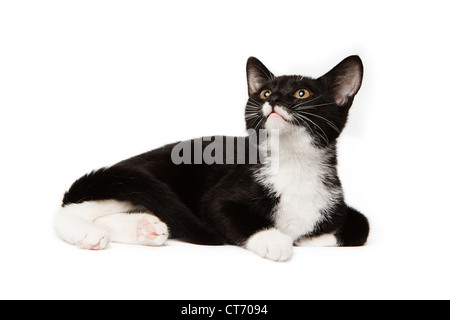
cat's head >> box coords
[245,56,363,147]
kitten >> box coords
[55,56,369,261]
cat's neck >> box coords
[260,127,336,166]
[255,127,343,208]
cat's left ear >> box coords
[246,57,275,95]
[320,55,363,106]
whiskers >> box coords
[298,111,341,134]
[292,113,330,145]
[245,96,341,144]
[289,95,335,111]
[245,101,265,131]
[247,97,261,107]
[293,102,336,112]
[288,96,341,145]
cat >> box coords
[55,55,369,261]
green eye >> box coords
[294,89,311,99]
[260,89,272,99]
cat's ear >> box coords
[246,57,275,95]
[320,55,363,106]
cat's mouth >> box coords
[268,112,286,121]
[262,103,293,125]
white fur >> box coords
[96,213,168,246]
[54,200,168,249]
[256,123,342,242]
[262,102,272,117]
[263,102,294,134]
[245,228,293,261]
[294,233,338,247]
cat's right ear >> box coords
[246,57,275,95]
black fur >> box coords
[62,56,369,248]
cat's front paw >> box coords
[245,228,293,261]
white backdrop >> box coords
[1,0,449,299]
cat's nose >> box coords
[269,94,282,106]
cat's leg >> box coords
[55,200,137,250]
[293,233,339,247]
[61,166,224,245]
[245,228,293,261]
[94,213,168,246]
[203,193,293,261]
[54,207,111,250]
[294,206,370,247]
[337,205,370,246]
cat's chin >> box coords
[265,115,292,133]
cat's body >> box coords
[55,56,369,261]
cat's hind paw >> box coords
[75,225,111,250]
[137,217,169,246]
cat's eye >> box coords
[294,89,311,99]
[260,89,272,99]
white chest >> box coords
[256,130,341,240]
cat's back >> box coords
[113,136,257,212]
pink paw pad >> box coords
[75,227,110,250]
[77,239,103,250]
[137,218,168,246]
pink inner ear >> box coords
[249,75,265,94]
[334,69,362,106]
[334,91,348,106]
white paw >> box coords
[245,228,293,261]
[294,233,338,247]
[136,216,168,246]
[75,225,111,250]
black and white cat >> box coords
[55,56,369,261]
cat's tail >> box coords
[340,206,370,246]
[62,166,225,245]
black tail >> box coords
[340,206,370,246]
[63,166,225,245]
